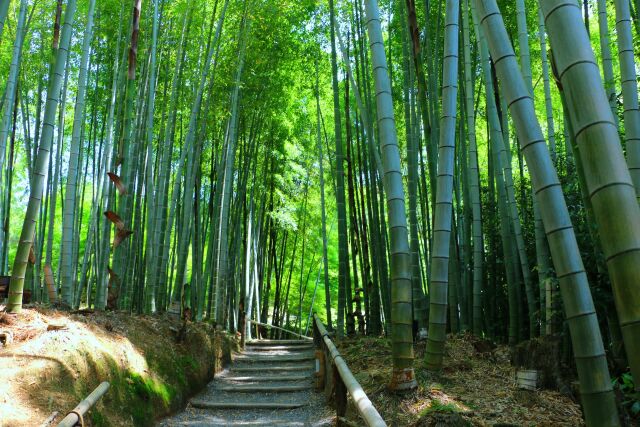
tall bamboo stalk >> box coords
[364,0,416,390]
[476,0,621,423]
[0,0,27,275]
[0,0,10,43]
[461,0,483,336]
[215,8,249,324]
[7,0,78,313]
[596,0,618,119]
[60,0,97,306]
[425,0,459,370]
[329,0,350,338]
[316,57,333,330]
[613,0,640,199]
[541,0,640,393]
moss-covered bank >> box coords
[0,308,238,426]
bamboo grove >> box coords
[1,0,639,424]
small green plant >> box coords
[429,382,444,391]
[612,372,640,418]
[419,399,460,416]
[91,410,107,427]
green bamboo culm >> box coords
[112,0,143,307]
[152,6,193,313]
[613,0,640,199]
[475,0,621,424]
[399,0,427,338]
[60,0,97,307]
[536,8,555,336]
[172,0,229,315]
[7,0,78,314]
[95,11,124,310]
[315,57,332,331]
[0,0,28,273]
[329,0,350,338]
[516,0,545,340]
[363,0,416,390]
[0,0,27,181]
[461,0,483,337]
[143,0,160,313]
[596,0,618,119]
[469,0,520,344]
[0,0,10,42]
[540,0,640,392]
[424,0,459,371]
[215,5,250,325]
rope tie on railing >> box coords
[69,411,84,427]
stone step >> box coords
[216,384,309,393]
[234,353,315,363]
[231,365,313,373]
[245,345,314,352]
[226,374,312,382]
[247,339,312,346]
[226,423,304,427]
[190,400,307,410]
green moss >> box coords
[419,399,460,416]
[93,357,178,426]
[32,321,234,427]
[117,372,170,426]
[128,372,173,405]
[178,355,198,371]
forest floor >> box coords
[0,305,237,426]
[337,334,585,426]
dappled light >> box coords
[0,0,639,425]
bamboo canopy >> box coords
[0,0,638,424]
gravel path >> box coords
[159,340,335,427]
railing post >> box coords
[239,302,246,349]
[334,363,348,423]
[313,313,321,347]
[315,349,326,391]
[313,313,387,426]
[313,314,326,391]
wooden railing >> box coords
[313,314,386,427]
[247,319,313,341]
[57,382,110,427]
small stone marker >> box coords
[516,369,538,391]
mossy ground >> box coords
[0,307,238,426]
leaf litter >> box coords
[336,333,584,426]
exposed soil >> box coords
[0,305,237,426]
[336,333,585,426]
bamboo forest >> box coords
[1,0,640,425]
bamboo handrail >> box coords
[248,319,313,340]
[313,314,386,427]
[57,382,110,427]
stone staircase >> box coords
[160,339,333,426]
